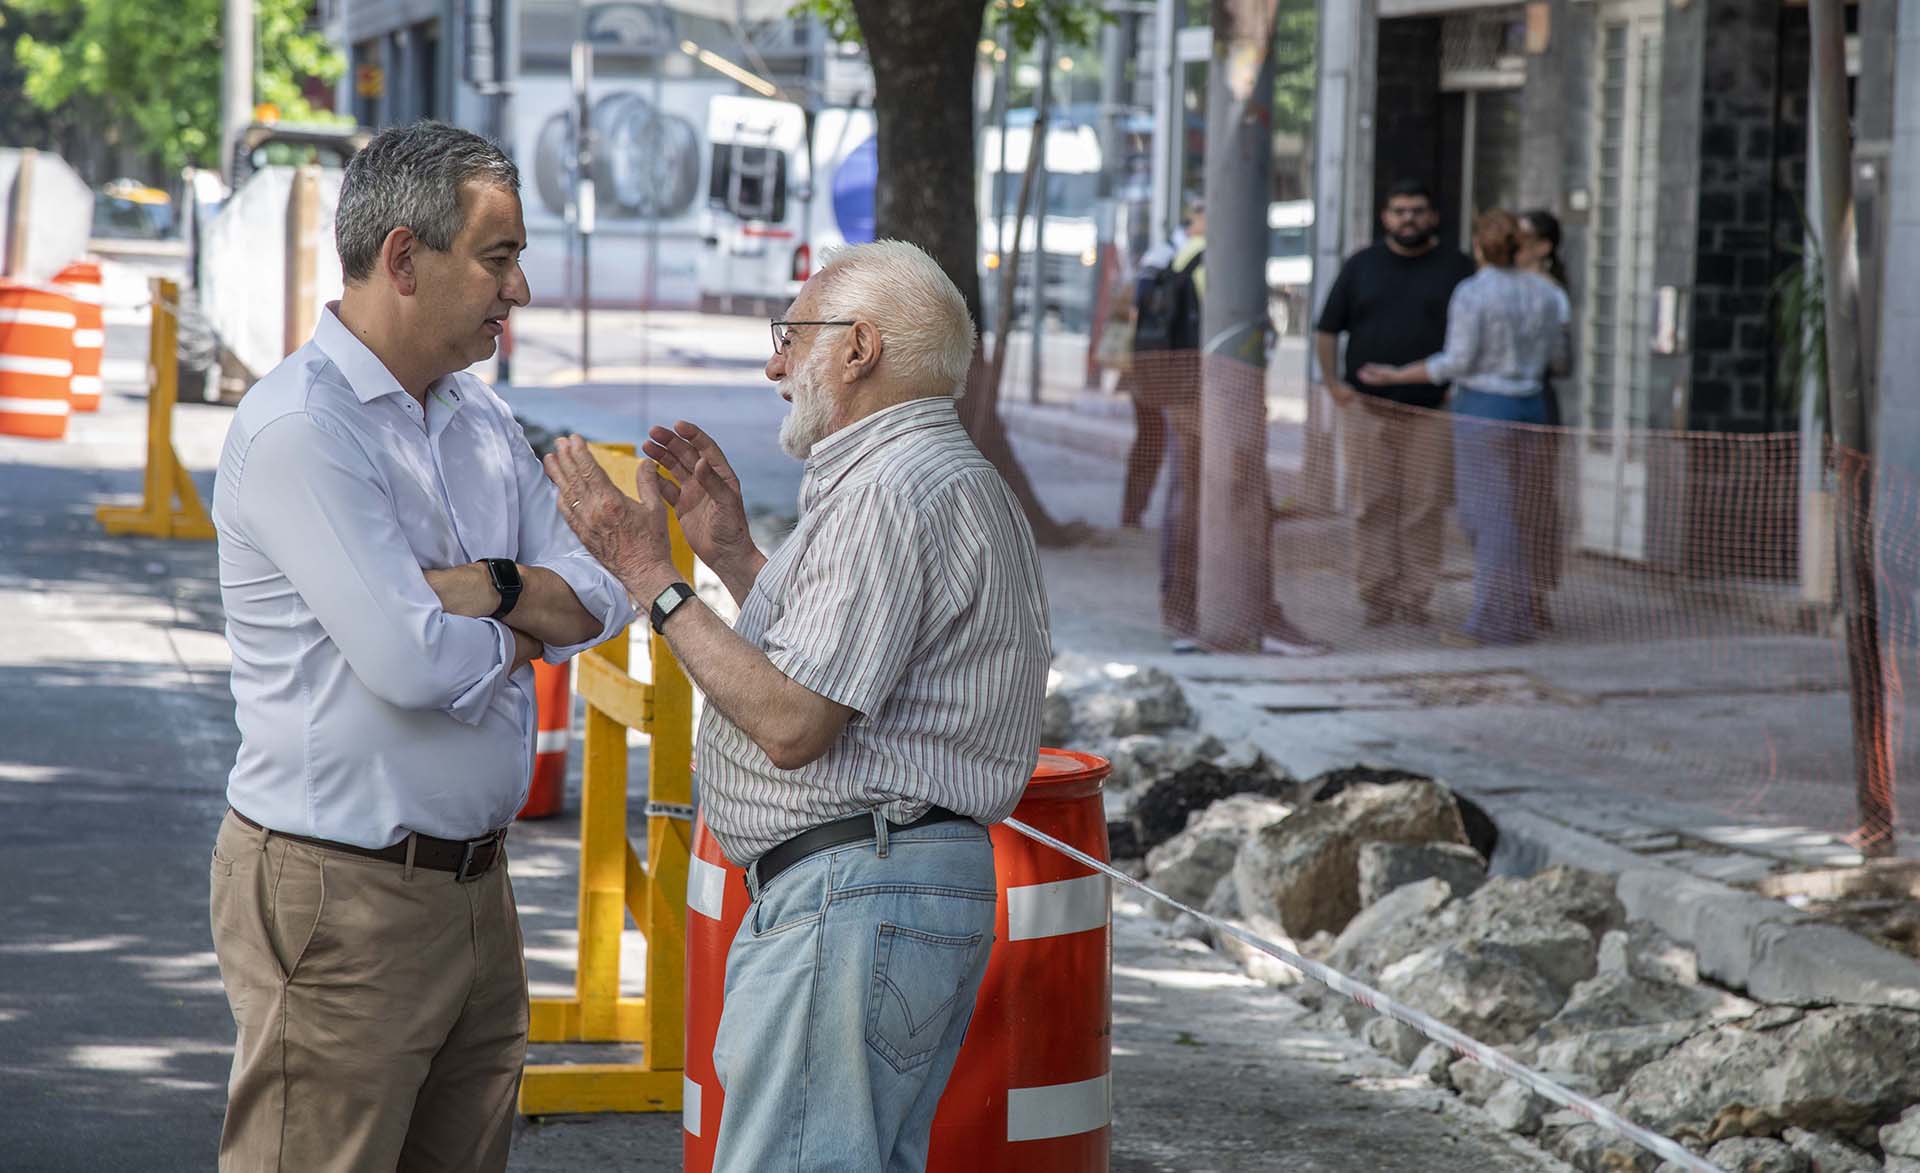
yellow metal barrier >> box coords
[520,444,695,1116]
[96,277,216,541]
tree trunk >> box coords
[851,0,1077,546]
[1194,0,1280,651]
[1810,0,1896,854]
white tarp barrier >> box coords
[0,149,94,283]
[201,166,343,380]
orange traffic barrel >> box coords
[517,659,570,819]
[928,748,1113,1171]
[683,749,1113,1172]
[52,262,104,412]
[0,283,77,440]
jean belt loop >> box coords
[745,860,763,903]
[872,809,890,860]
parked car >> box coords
[90,180,174,240]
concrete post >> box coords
[284,166,321,358]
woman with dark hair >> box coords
[1517,209,1570,629]
[1357,209,1569,645]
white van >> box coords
[1267,199,1314,337]
[697,97,877,315]
[978,119,1103,331]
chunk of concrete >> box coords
[1357,840,1487,908]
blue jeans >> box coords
[711,818,997,1172]
[1453,388,1549,645]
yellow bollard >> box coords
[519,444,695,1116]
[95,277,216,541]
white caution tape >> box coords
[1001,817,1725,1173]
[645,800,696,822]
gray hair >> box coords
[335,121,521,283]
[812,240,977,397]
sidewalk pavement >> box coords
[0,330,1569,1169]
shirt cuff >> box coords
[445,617,518,726]
[1422,351,1456,385]
[530,556,639,662]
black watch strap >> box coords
[649,582,697,634]
[483,558,523,620]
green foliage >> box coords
[11,0,345,171]
[791,0,1111,53]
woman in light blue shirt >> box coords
[1357,209,1570,645]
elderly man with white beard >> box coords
[541,239,1051,1172]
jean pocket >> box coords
[865,924,984,1075]
[749,856,830,938]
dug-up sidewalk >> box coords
[0,347,1565,1170]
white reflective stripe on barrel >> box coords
[687,854,728,922]
[73,329,105,349]
[0,308,76,328]
[534,728,569,754]
[1006,1073,1110,1142]
[0,354,72,377]
[70,376,103,396]
[0,396,71,416]
[1006,873,1109,941]
[683,1076,702,1137]
[56,286,104,305]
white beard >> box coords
[777,350,836,459]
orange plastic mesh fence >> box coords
[1077,348,1906,849]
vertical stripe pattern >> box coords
[696,396,1052,863]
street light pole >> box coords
[573,39,594,379]
[221,0,255,185]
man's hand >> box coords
[543,435,676,601]
[640,421,764,601]
[1326,380,1358,408]
[424,564,499,618]
[510,626,543,673]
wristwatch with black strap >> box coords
[649,581,697,634]
[481,558,523,620]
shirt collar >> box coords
[803,396,962,501]
[313,301,462,410]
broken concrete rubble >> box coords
[1232,780,1469,940]
[1357,840,1487,907]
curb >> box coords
[1490,804,1920,1010]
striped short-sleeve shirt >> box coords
[696,395,1052,864]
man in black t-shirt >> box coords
[1314,180,1476,627]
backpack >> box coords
[1131,248,1203,355]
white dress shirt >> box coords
[212,305,634,848]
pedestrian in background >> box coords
[207,122,634,1171]
[1315,180,1477,628]
[1359,209,1570,646]
[542,240,1050,1171]
[1116,204,1194,529]
[1517,208,1571,630]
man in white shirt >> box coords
[207,121,634,1172]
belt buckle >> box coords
[455,832,498,883]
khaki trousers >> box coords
[209,811,528,1172]
[1345,398,1451,612]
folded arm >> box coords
[235,414,533,722]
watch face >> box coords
[489,559,522,591]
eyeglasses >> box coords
[771,319,855,356]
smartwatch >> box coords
[482,558,523,620]
[649,581,697,634]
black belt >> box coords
[745,806,969,896]
[231,809,507,882]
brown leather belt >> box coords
[231,809,507,882]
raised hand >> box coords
[543,435,675,600]
[640,421,764,599]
